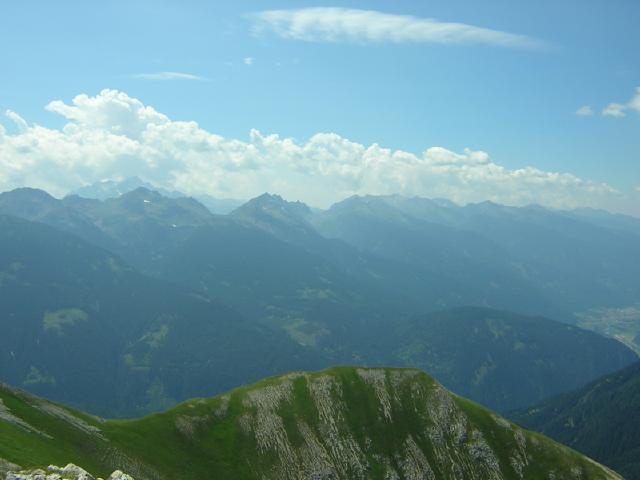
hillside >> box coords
[385,307,638,412]
[314,195,640,315]
[0,367,622,480]
[1,189,639,418]
[5,187,640,323]
[513,361,640,479]
[0,215,321,417]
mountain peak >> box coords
[233,193,312,220]
[0,186,57,203]
[0,187,65,221]
[73,177,183,201]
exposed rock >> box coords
[5,464,134,480]
[32,402,103,439]
[0,383,101,439]
[0,398,50,438]
[174,414,208,439]
[0,460,21,479]
[0,367,624,480]
[107,471,135,480]
[357,368,393,422]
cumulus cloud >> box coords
[601,87,640,118]
[602,103,626,118]
[251,8,544,49]
[575,105,593,116]
[132,71,207,81]
[628,87,640,113]
[0,89,624,212]
[45,90,169,139]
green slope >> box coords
[0,215,321,417]
[0,367,622,480]
[512,361,640,479]
[387,307,638,412]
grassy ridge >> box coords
[0,367,622,480]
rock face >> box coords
[200,368,619,480]
[0,367,624,480]
[5,464,134,480]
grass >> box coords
[0,367,623,479]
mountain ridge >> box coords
[0,366,623,480]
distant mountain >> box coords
[1,212,634,417]
[194,194,245,214]
[570,207,640,237]
[314,195,640,315]
[0,367,622,480]
[231,192,317,244]
[2,188,639,417]
[73,177,245,214]
[384,307,637,412]
[73,176,184,200]
[0,215,321,417]
[513,361,640,480]
[4,187,639,320]
[0,187,119,252]
[63,187,218,270]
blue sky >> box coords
[1,1,639,214]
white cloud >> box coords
[601,87,640,118]
[575,105,593,116]
[628,87,640,113]
[243,57,254,66]
[602,103,626,118]
[5,110,29,132]
[45,89,169,139]
[0,89,625,213]
[251,8,544,49]
[132,71,206,81]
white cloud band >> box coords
[0,89,627,213]
[251,7,544,49]
[132,71,206,81]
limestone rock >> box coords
[4,464,134,480]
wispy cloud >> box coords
[243,57,254,66]
[629,88,640,112]
[575,105,593,116]
[601,87,640,118]
[251,7,545,49]
[5,110,28,132]
[602,103,626,118]
[132,71,207,81]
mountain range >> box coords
[0,202,637,416]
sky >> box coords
[0,0,639,215]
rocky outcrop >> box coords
[0,367,624,480]
[213,368,622,480]
[5,463,134,480]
